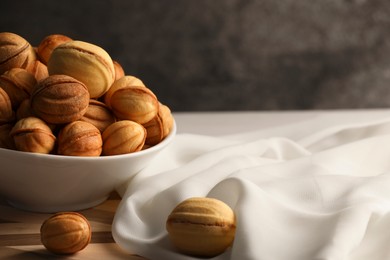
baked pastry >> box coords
[31,74,90,124]
[47,40,115,98]
[166,197,236,257]
[57,121,102,156]
[104,75,158,124]
[113,60,125,80]
[10,117,56,154]
[0,87,14,124]
[0,32,36,74]
[0,68,37,109]
[102,120,146,155]
[37,34,72,65]
[80,99,116,133]
[40,212,91,254]
[27,59,49,82]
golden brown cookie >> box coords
[47,40,115,98]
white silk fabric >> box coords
[112,113,390,260]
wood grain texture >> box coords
[0,192,147,259]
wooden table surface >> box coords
[0,191,145,260]
[2,110,390,259]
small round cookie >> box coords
[10,117,56,154]
[0,32,37,74]
[102,120,146,155]
[31,74,90,124]
[0,68,37,109]
[166,197,236,257]
[0,87,14,124]
[57,121,102,156]
[40,212,91,254]
[47,40,115,98]
[104,75,158,124]
[80,99,116,133]
[37,34,72,65]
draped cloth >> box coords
[112,113,390,260]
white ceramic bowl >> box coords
[0,121,176,213]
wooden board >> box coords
[0,192,147,259]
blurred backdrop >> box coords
[1,0,390,111]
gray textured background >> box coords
[1,0,390,111]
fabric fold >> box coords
[112,114,390,260]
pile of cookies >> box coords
[0,32,174,156]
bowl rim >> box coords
[0,120,176,161]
